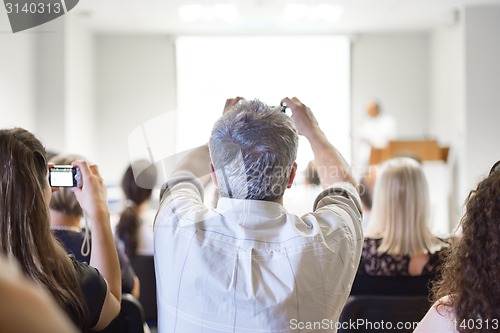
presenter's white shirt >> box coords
[154,174,363,333]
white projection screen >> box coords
[175,36,351,172]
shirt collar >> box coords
[216,197,287,219]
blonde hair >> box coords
[365,157,445,256]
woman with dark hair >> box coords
[415,162,500,333]
[115,160,157,257]
[0,128,121,331]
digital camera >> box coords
[49,165,82,187]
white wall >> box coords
[463,6,500,190]
[430,23,465,146]
[0,13,35,131]
[429,14,466,230]
[428,5,500,229]
[34,19,66,150]
[65,16,96,159]
[95,35,177,184]
[351,33,430,143]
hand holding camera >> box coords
[70,161,109,222]
[49,166,82,188]
[281,96,320,139]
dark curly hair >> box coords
[432,169,500,332]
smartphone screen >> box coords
[49,166,80,187]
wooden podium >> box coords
[369,140,449,165]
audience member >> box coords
[50,154,141,298]
[0,128,121,331]
[115,160,157,257]
[304,160,321,185]
[358,166,377,229]
[358,157,447,277]
[283,160,323,216]
[154,97,363,332]
[415,161,500,333]
[0,255,79,333]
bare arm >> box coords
[131,276,141,299]
[282,97,357,188]
[71,161,121,329]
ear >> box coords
[287,162,298,188]
[210,162,219,189]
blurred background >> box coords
[2,0,500,234]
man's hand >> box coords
[281,97,357,188]
[223,96,245,114]
[281,97,320,139]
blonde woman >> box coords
[358,157,447,277]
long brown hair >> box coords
[433,170,500,332]
[0,128,87,328]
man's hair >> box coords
[365,157,445,256]
[209,99,298,201]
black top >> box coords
[53,229,136,294]
[357,237,445,276]
[72,257,107,330]
[351,237,447,297]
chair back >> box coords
[130,255,157,327]
[338,295,431,333]
[350,274,434,296]
[101,293,145,333]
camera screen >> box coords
[50,167,75,187]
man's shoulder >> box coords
[313,182,362,213]
[160,171,205,202]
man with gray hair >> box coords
[154,97,363,333]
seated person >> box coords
[354,158,448,296]
[115,160,157,257]
[0,128,121,331]
[49,154,140,298]
[359,166,377,229]
[154,97,363,332]
[415,161,500,333]
[283,159,323,216]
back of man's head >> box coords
[209,99,298,201]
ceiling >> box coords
[74,0,500,34]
